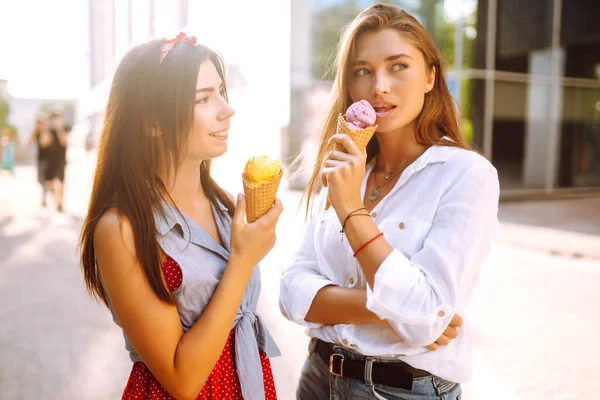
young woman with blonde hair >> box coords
[280,4,499,399]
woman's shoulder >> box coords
[95,207,136,255]
[431,146,499,193]
[437,147,500,202]
[442,146,496,174]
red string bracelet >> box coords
[353,232,384,258]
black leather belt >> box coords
[315,339,431,391]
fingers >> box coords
[232,194,246,226]
[270,198,284,218]
[450,313,463,328]
[425,333,450,352]
[435,334,451,346]
[260,198,284,227]
[425,316,462,351]
[324,159,344,168]
[328,134,362,156]
[424,342,439,351]
[326,149,353,162]
[321,167,334,183]
[321,151,349,187]
[443,324,459,339]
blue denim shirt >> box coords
[110,199,280,399]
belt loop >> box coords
[364,357,375,387]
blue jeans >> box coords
[296,339,461,400]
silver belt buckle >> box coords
[329,353,344,377]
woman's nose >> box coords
[371,71,391,96]
[218,103,235,121]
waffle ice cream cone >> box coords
[333,113,378,153]
[325,114,378,209]
[242,157,283,223]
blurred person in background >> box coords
[280,4,499,399]
[47,105,71,211]
[1,127,17,175]
[27,112,55,206]
[79,33,282,400]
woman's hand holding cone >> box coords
[230,194,283,268]
[321,134,366,219]
[324,113,377,210]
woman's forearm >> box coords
[305,285,382,324]
[334,206,393,289]
[172,253,254,398]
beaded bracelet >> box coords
[353,232,384,258]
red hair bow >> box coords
[160,32,197,63]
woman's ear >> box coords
[426,65,436,93]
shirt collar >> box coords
[409,143,455,172]
[155,198,229,239]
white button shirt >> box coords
[279,145,499,383]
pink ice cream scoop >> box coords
[345,100,376,130]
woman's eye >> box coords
[195,96,210,104]
[392,63,407,71]
[354,68,370,77]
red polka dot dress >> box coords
[121,256,278,400]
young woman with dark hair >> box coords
[80,34,282,400]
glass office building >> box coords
[288,0,600,196]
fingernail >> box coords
[237,193,242,201]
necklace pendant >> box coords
[384,174,391,180]
[368,187,381,201]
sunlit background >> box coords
[1,1,599,399]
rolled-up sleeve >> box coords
[366,166,499,347]
[279,192,336,328]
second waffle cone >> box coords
[325,114,378,210]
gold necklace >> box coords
[367,164,410,201]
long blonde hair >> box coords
[303,4,471,218]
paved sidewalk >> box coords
[498,197,600,259]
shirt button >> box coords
[342,339,349,345]
[371,212,377,218]
[321,219,325,224]
[349,277,354,285]
[438,311,445,317]
[399,222,405,229]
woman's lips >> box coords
[374,105,396,118]
[209,129,229,138]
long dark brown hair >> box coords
[80,39,235,307]
[304,4,472,218]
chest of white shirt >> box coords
[313,179,441,285]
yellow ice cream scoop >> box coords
[242,156,283,223]
[243,156,281,184]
